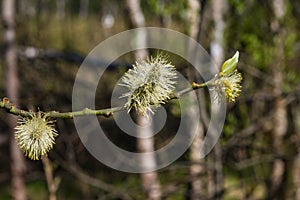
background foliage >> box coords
[1,0,300,199]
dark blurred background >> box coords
[1,0,300,199]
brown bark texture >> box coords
[2,0,27,199]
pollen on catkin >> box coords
[14,112,58,160]
[119,54,177,116]
[215,69,242,102]
[209,51,242,102]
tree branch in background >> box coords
[15,46,132,70]
[41,155,60,200]
[58,154,133,200]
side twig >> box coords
[42,155,60,200]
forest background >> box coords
[1,0,300,199]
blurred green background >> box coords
[1,0,300,199]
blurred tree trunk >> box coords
[18,0,27,16]
[56,0,66,21]
[208,0,226,199]
[79,0,89,19]
[18,0,35,17]
[126,0,162,199]
[137,117,161,200]
[268,0,287,199]
[293,106,300,200]
[186,0,205,199]
[2,0,27,199]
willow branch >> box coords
[0,97,123,118]
[172,82,208,99]
[0,82,208,119]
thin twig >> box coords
[172,82,208,99]
[57,153,133,200]
[0,97,123,118]
[42,155,60,200]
